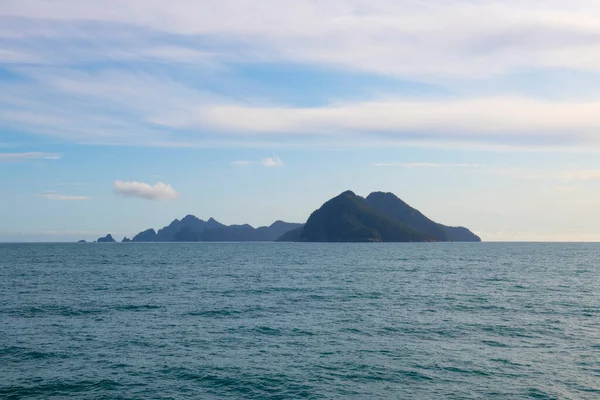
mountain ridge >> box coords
[130,216,302,242]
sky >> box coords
[2,0,600,242]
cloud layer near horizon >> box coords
[113,180,180,200]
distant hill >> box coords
[131,216,302,242]
[278,190,480,242]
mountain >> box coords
[132,229,157,242]
[97,234,116,243]
[291,191,433,242]
[122,237,132,243]
[278,190,480,243]
[132,216,302,242]
[365,192,480,242]
[156,215,225,242]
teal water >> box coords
[1,243,599,399]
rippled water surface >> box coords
[1,243,600,399]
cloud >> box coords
[113,180,180,200]
[40,193,92,201]
[4,68,600,150]
[2,2,600,151]
[374,163,483,168]
[3,1,600,78]
[231,157,284,167]
[261,156,284,167]
[0,152,61,162]
[200,97,600,138]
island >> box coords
[93,190,479,243]
[278,190,480,242]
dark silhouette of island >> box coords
[77,240,87,243]
[122,237,132,243]
[91,190,479,243]
[278,190,480,242]
[97,234,116,243]
[130,215,303,242]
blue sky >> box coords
[2,0,600,241]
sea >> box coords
[1,242,599,399]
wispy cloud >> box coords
[200,97,600,140]
[113,180,180,200]
[374,162,483,168]
[0,152,61,162]
[231,157,284,167]
[2,2,600,151]
[261,156,284,167]
[40,193,92,201]
[3,1,600,78]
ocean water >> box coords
[1,243,599,399]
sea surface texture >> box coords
[1,243,599,399]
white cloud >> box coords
[113,180,180,200]
[261,156,284,167]
[40,193,92,201]
[231,157,284,167]
[374,163,483,168]
[0,152,61,162]
[200,97,600,137]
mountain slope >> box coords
[365,191,480,242]
[132,229,157,242]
